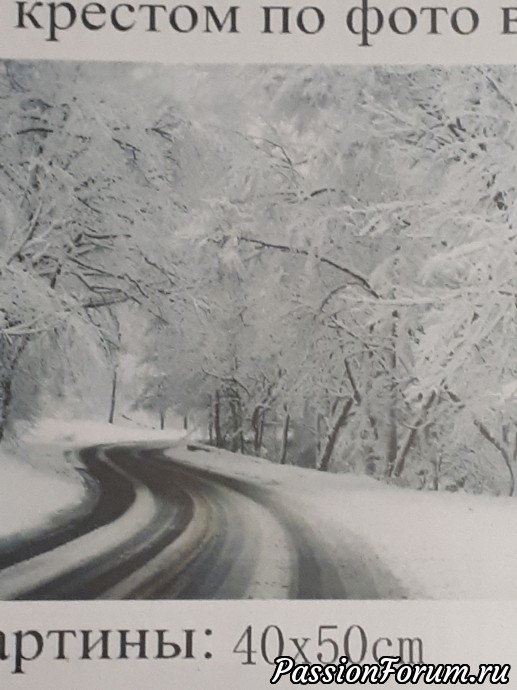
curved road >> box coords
[0,444,404,600]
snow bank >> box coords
[296,473,517,599]
[31,418,187,447]
[170,444,517,599]
[0,447,85,541]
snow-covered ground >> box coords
[171,443,517,600]
[0,445,85,541]
[2,419,516,599]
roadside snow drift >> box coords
[170,444,517,600]
[0,448,84,541]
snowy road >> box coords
[0,444,391,600]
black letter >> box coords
[16,2,44,29]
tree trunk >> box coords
[257,411,265,452]
[159,410,165,430]
[433,453,442,491]
[393,391,436,478]
[475,420,515,497]
[316,412,326,459]
[252,405,261,453]
[208,396,214,444]
[229,395,243,452]
[280,411,290,465]
[385,412,398,478]
[318,398,354,472]
[447,388,517,497]
[108,367,118,424]
[237,396,244,453]
[252,405,266,455]
[183,413,188,431]
[385,309,399,477]
[0,336,27,443]
[513,431,517,497]
[0,374,14,443]
[214,390,223,448]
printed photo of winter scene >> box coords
[0,61,516,600]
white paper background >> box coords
[0,0,511,65]
[0,601,515,687]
